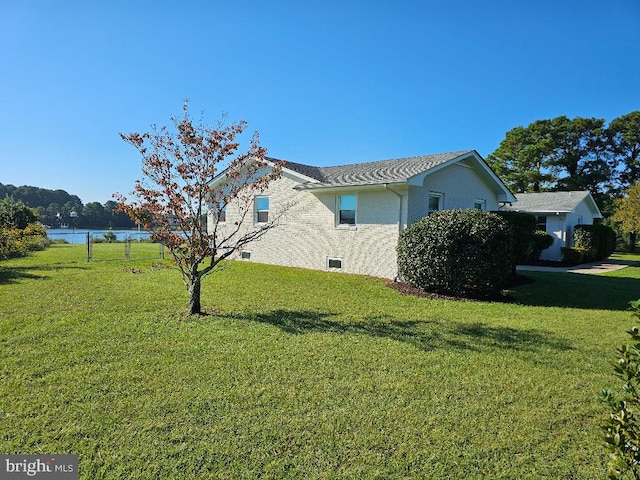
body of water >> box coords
[46,228,152,244]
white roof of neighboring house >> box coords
[503,191,602,217]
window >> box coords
[218,201,226,223]
[241,251,251,260]
[537,216,547,231]
[327,257,342,269]
[474,199,486,210]
[428,193,442,214]
[338,195,357,226]
[256,196,269,223]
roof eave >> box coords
[294,180,408,192]
[407,150,516,203]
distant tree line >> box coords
[487,111,640,217]
[0,184,135,229]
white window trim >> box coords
[336,194,357,229]
[473,198,486,211]
[428,192,443,214]
[255,196,269,224]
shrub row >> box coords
[0,224,49,260]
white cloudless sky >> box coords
[1,0,638,204]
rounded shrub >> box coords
[530,230,554,261]
[397,209,513,295]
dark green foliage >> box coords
[0,197,37,229]
[561,247,589,265]
[103,228,117,243]
[601,301,640,480]
[575,224,616,260]
[0,183,82,209]
[0,184,135,228]
[397,209,513,295]
[492,210,537,266]
[530,230,555,261]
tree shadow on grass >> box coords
[232,309,573,354]
[0,264,87,285]
[0,266,46,284]
[510,271,640,311]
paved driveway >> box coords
[516,259,639,275]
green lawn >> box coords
[1,244,637,478]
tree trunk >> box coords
[188,275,202,315]
[631,232,637,252]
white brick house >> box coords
[208,150,515,279]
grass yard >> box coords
[1,244,639,478]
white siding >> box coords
[539,215,566,261]
[210,160,507,278]
[408,162,500,224]
[212,174,404,279]
[537,202,599,261]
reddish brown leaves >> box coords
[115,102,281,314]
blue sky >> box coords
[1,0,639,204]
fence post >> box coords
[86,232,91,262]
[125,235,131,260]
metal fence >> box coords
[87,232,164,262]
[46,230,164,262]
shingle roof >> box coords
[279,150,473,188]
[505,191,596,213]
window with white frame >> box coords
[473,199,486,210]
[338,194,357,226]
[255,196,269,223]
[428,193,443,214]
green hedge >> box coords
[397,209,513,295]
[574,224,616,261]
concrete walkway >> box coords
[516,259,639,275]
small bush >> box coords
[574,224,616,261]
[601,300,640,479]
[397,209,513,295]
[104,229,117,243]
[530,230,554,261]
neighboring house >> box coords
[209,149,515,279]
[500,191,603,261]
